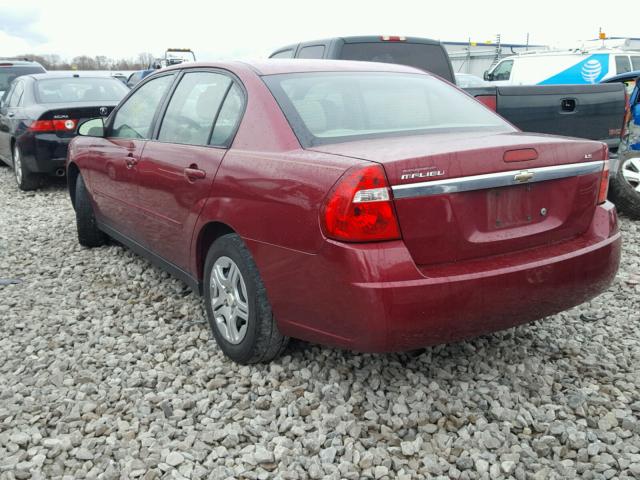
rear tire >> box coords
[609,155,640,219]
[13,145,40,191]
[203,234,288,364]
[75,174,107,247]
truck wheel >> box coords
[75,174,107,247]
[13,145,40,191]
[609,156,640,219]
[203,234,288,364]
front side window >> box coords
[2,83,16,107]
[158,71,231,146]
[491,60,513,81]
[615,56,632,74]
[111,74,175,139]
[8,81,24,107]
[264,72,514,147]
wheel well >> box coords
[67,163,80,209]
[196,222,235,280]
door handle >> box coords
[7,112,14,118]
[125,154,138,169]
[184,166,206,181]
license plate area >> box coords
[487,184,534,230]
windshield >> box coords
[0,66,44,94]
[35,77,129,104]
[264,72,513,147]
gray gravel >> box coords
[0,165,639,480]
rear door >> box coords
[136,70,245,271]
[89,73,176,235]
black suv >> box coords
[0,60,46,98]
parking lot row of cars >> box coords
[0,36,637,363]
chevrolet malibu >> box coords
[66,60,621,364]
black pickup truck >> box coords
[270,36,626,152]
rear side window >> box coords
[270,50,293,59]
[158,71,231,146]
[298,45,325,59]
[112,74,175,139]
[631,56,640,71]
[210,83,244,146]
[265,72,513,147]
[615,56,631,74]
[339,42,453,81]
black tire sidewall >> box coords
[610,155,640,219]
[75,174,106,247]
[203,236,261,363]
[13,145,28,190]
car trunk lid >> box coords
[34,102,117,138]
[310,131,607,266]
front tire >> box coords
[609,155,640,219]
[203,234,288,364]
[75,174,107,247]
[13,145,40,191]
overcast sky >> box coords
[0,0,637,61]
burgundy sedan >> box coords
[66,60,621,364]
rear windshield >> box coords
[338,42,453,81]
[35,77,129,104]
[264,72,513,147]
[0,66,45,93]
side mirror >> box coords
[483,71,491,81]
[78,117,105,137]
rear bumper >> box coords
[251,202,621,352]
[17,133,70,174]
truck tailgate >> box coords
[467,83,626,150]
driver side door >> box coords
[89,73,176,237]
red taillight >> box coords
[598,158,610,205]
[381,36,406,42]
[475,95,497,111]
[321,164,401,242]
[29,119,77,132]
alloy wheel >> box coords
[621,157,640,193]
[209,256,249,344]
[13,147,22,186]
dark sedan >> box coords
[0,73,129,190]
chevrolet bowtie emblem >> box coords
[514,171,534,183]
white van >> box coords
[485,50,640,85]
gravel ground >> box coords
[0,165,639,480]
